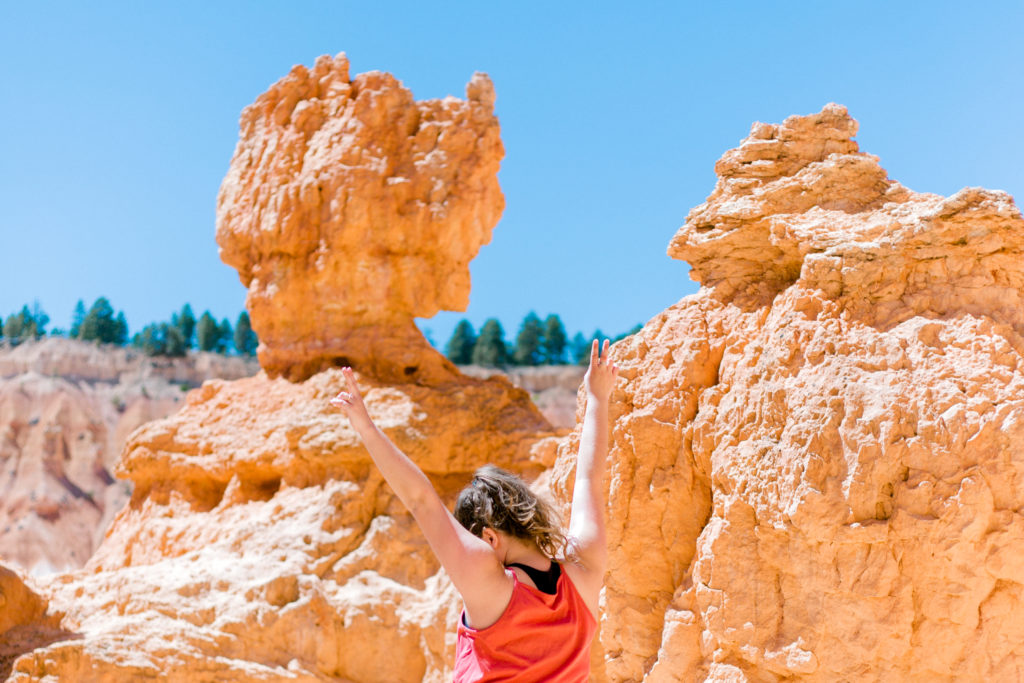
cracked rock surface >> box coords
[553,104,1024,681]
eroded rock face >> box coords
[6,369,556,681]
[0,339,259,575]
[217,53,504,383]
[553,104,1024,681]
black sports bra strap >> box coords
[506,561,561,595]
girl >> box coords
[330,339,618,681]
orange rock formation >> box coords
[553,103,1024,681]
[216,52,504,383]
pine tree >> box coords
[233,311,258,356]
[17,306,37,339]
[3,311,23,342]
[70,300,86,338]
[472,318,508,368]
[196,311,219,352]
[178,304,196,349]
[134,324,164,356]
[513,312,544,366]
[571,332,591,365]
[0,314,4,340]
[80,297,118,343]
[30,302,49,338]
[113,312,129,345]
[542,314,568,365]
[164,324,187,357]
[217,318,233,353]
[444,319,476,365]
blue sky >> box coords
[2,1,1022,348]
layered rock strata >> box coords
[217,52,504,383]
[553,103,1024,681]
[0,338,258,574]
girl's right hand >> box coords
[329,367,375,434]
[583,339,618,402]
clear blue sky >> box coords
[2,1,1022,348]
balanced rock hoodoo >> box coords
[217,53,504,383]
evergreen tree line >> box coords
[1,299,258,358]
[444,312,642,368]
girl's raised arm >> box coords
[568,340,618,582]
[330,368,512,627]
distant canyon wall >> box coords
[0,338,258,575]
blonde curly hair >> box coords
[454,465,568,561]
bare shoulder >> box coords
[459,551,516,630]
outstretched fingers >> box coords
[343,367,362,396]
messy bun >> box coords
[454,465,568,560]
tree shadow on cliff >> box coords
[0,624,82,679]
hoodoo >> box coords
[216,53,505,384]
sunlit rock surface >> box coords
[553,104,1024,681]
[216,52,504,383]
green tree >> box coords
[444,319,476,365]
[69,300,86,338]
[513,312,544,366]
[233,311,258,356]
[4,311,23,342]
[164,324,186,357]
[133,324,164,356]
[177,304,196,348]
[30,302,49,338]
[217,318,233,353]
[0,314,3,340]
[196,311,219,352]
[542,314,568,365]
[472,318,508,368]
[571,331,600,365]
[80,297,119,343]
[113,312,129,345]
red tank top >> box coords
[453,565,597,682]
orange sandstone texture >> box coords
[553,104,1024,681]
[216,52,504,383]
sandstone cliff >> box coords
[553,103,1024,681]
[0,338,259,575]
